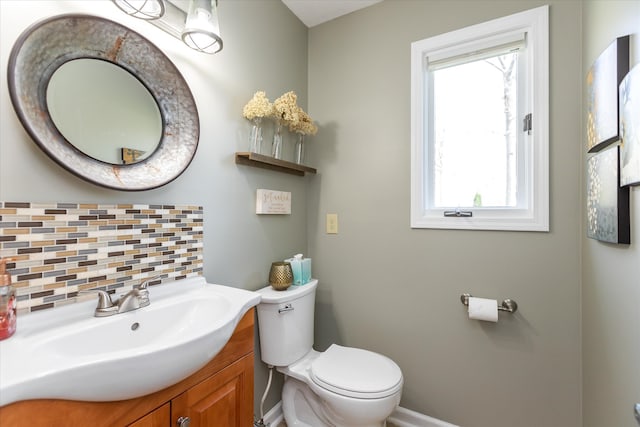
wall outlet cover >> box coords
[326,213,338,234]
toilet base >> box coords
[282,377,333,426]
[281,377,389,427]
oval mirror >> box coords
[47,59,162,165]
[8,14,199,191]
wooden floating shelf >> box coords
[235,152,317,176]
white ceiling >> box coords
[281,0,383,28]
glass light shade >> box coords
[181,0,223,54]
[112,0,165,20]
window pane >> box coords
[431,52,518,208]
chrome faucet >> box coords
[82,275,161,317]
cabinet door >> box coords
[128,402,170,427]
[172,354,253,427]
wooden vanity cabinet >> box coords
[0,308,255,427]
[128,354,253,427]
[129,403,171,427]
[169,354,252,427]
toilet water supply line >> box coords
[256,365,274,427]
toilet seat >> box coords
[309,344,403,399]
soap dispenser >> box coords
[0,257,17,340]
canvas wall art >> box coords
[586,35,630,153]
[587,145,630,244]
[620,63,640,186]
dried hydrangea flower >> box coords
[289,106,318,135]
[272,91,300,125]
[242,91,273,120]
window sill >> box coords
[411,210,549,232]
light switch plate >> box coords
[326,213,338,234]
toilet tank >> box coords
[256,279,318,366]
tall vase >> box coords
[248,118,263,153]
[294,133,305,164]
[271,121,283,159]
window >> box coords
[411,6,549,231]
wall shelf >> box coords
[235,152,317,176]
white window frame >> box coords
[410,5,549,231]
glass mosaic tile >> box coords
[1,202,203,314]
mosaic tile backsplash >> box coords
[0,202,203,315]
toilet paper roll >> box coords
[468,297,498,322]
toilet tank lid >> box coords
[256,279,318,303]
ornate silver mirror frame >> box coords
[7,14,199,191]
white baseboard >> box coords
[262,401,285,426]
[387,406,459,427]
[262,402,458,427]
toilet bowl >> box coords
[280,346,403,426]
[256,280,403,427]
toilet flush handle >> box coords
[278,303,294,314]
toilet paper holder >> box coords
[460,293,518,313]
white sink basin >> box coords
[0,277,261,406]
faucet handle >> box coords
[79,289,117,316]
[137,275,161,307]
[79,289,114,308]
[139,275,162,290]
[95,290,115,310]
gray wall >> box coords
[582,2,640,427]
[4,0,639,425]
[0,0,306,415]
[307,2,582,427]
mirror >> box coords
[47,59,162,165]
[8,14,199,191]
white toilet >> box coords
[256,279,403,427]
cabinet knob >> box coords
[177,416,191,427]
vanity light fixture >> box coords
[181,0,223,54]
[112,0,165,20]
[111,0,223,54]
